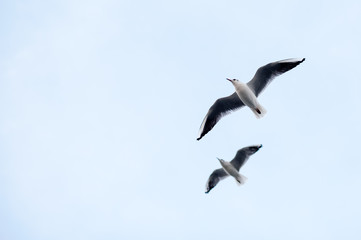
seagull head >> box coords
[226,78,239,85]
[217,157,224,163]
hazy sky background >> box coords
[1,0,361,239]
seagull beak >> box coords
[226,78,232,82]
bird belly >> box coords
[220,161,240,179]
[235,85,258,109]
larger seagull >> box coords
[197,58,305,140]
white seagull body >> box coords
[205,144,262,193]
[218,158,248,185]
[227,78,267,118]
[197,58,305,140]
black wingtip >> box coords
[197,137,201,141]
[301,58,305,62]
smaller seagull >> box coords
[205,144,262,194]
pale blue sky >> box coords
[1,0,361,239]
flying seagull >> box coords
[197,58,305,140]
[205,144,262,194]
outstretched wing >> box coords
[205,168,229,193]
[197,92,244,141]
[247,58,305,97]
[230,145,262,171]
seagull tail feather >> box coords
[251,104,267,119]
[235,173,248,186]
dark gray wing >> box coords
[197,92,244,140]
[205,168,229,193]
[230,144,262,171]
[247,58,305,97]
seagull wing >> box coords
[205,168,229,193]
[197,92,244,140]
[247,58,305,97]
[230,145,262,171]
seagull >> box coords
[197,58,305,140]
[205,144,262,194]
